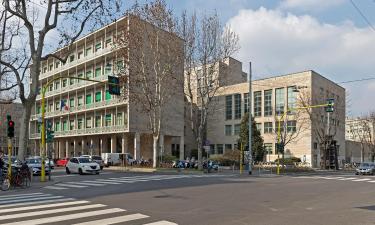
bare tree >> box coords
[179,11,239,169]
[115,0,184,168]
[349,114,375,162]
[0,0,121,160]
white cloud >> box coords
[279,0,345,11]
[227,7,375,115]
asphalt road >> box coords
[2,169,375,225]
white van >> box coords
[101,153,135,167]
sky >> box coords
[159,0,375,117]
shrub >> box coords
[274,157,301,165]
[162,154,177,163]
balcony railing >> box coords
[30,98,124,121]
[29,125,128,139]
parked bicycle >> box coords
[1,163,31,191]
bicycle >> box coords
[1,168,11,191]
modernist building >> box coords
[0,103,23,155]
[29,16,184,160]
[206,70,346,168]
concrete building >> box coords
[0,103,23,155]
[29,16,184,161]
[206,70,346,168]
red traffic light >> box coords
[8,120,14,127]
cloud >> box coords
[279,0,345,11]
[226,7,375,115]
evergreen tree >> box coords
[238,113,265,162]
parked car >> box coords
[81,155,104,170]
[65,157,100,175]
[26,157,51,175]
[3,156,19,168]
[355,162,375,175]
[101,153,135,167]
[32,156,55,169]
[56,158,69,167]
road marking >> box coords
[0,193,44,199]
[0,208,125,225]
[71,181,106,186]
[352,178,371,182]
[367,180,375,183]
[0,198,75,209]
[72,213,149,225]
[336,177,357,180]
[55,183,88,188]
[0,196,63,204]
[90,179,122,184]
[0,204,106,221]
[0,200,89,213]
[0,194,51,201]
[44,186,68,190]
[143,221,178,225]
[53,174,77,178]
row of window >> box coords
[41,37,113,74]
[35,112,125,133]
[208,142,291,155]
[224,120,297,136]
[225,86,298,120]
[35,90,113,114]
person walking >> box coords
[0,151,4,180]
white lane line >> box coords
[55,183,88,188]
[352,178,371,182]
[143,221,178,225]
[0,200,89,214]
[0,196,63,205]
[337,177,357,180]
[99,172,113,175]
[71,182,106,186]
[44,186,68,190]
[90,180,122,184]
[367,180,375,183]
[0,194,51,201]
[1,208,125,225]
[53,174,77,178]
[0,193,44,199]
[0,198,75,209]
[0,204,106,221]
[72,213,149,225]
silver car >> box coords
[355,162,375,175]
[26,157,51,175]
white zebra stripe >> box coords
[72,213,149,225]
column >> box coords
[90,139,94,155]
[122,134,128,153]
[59,141,63,158]
[100,138,103,155]
[179,136,185,160]
[65,141,69,158]
[34,140,37,156]
[73,140,76,157]
[159,134,164,159]
[134,133,140,160]
[111,136,116,153]
[81,139,84,156]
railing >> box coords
[30,125,128,139]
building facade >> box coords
[206,70,346,167]
[29,16,184,161]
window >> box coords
[95,91,102,102]
[225,95,233,120]
[264,143,273,154]
[69,98,75,108]
[69,120,75,130]
[254,91,262,117]
[287,86,297,114]
[43,67,47,73]
[225,144,232,151]
[275,88,285,115]
[95,42,102,52]
[55,62,60,68]
[78,96,83,106]
[287,120,297,133]
[86,70,92,79]
[55,81,60,90]
[277,121,285,133]
[264,122,273,133]
[244,93,249,113]
[63,121,68,131]
[95,116,101,127]
[70,77,75,85]
[48,84,53,92]
[105,37,112,46]
[77,73,83,83]
[314,142,318,149]
[85,47,92,56]
[55,122,60,131]
[48,104,53,112]
[234,124,241,135]
[95,67,101,77]
[264,90,272,116]
[36,106,41,114]
[86,94,92,105]
[105,90,111,100]
[217,144,224,154]
[105,63,112,75]
[225,125,232,136]
[62,79,67,88]
[105,114,112,126]
[116,112,123,125]
[77,51,83,59]
[37,123,41,133]
[49,64,53,71]
[86,117,92,128]
[69,55,75,62]
[234,94,241,119]
[117,60,124,70]
[256,123,262,133]
[78,118,83,129]
[55,101,59,111]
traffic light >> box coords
[46,120,54,143]
[108,76,120,95]
[276,142,284,154]
[325,98,334,113]
[7,115,15,138]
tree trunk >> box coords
[153,135,158,168]
[197,138,203,170]
[18,100,33,161]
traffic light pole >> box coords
[40,75,118,182]
[7,138,12,179]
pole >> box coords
[277,116,281,175]
[248,62,252,175]
[240,143,243,174]
[7,138,12,178]
[48,143,51,181]
[41,87,46,182]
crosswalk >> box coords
[293,175,375,184]
[44,174,231,190]
[0,192,177,225]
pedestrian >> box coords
[0,151,4,179]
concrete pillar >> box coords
[90,139,94,155]
[81,139,84,156]
[122,134,128,153]
[59,141,63,158]
[111,136,116,153]
[134,133,140,160]
[179,135,184,160]
[73,140,76,157]
[65,141,69,158]
[100,138,103,155]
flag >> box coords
[60,100,69,112]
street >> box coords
[1,169,375,225]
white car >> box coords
[65,157,100,175]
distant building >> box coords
[0,103,23,155]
